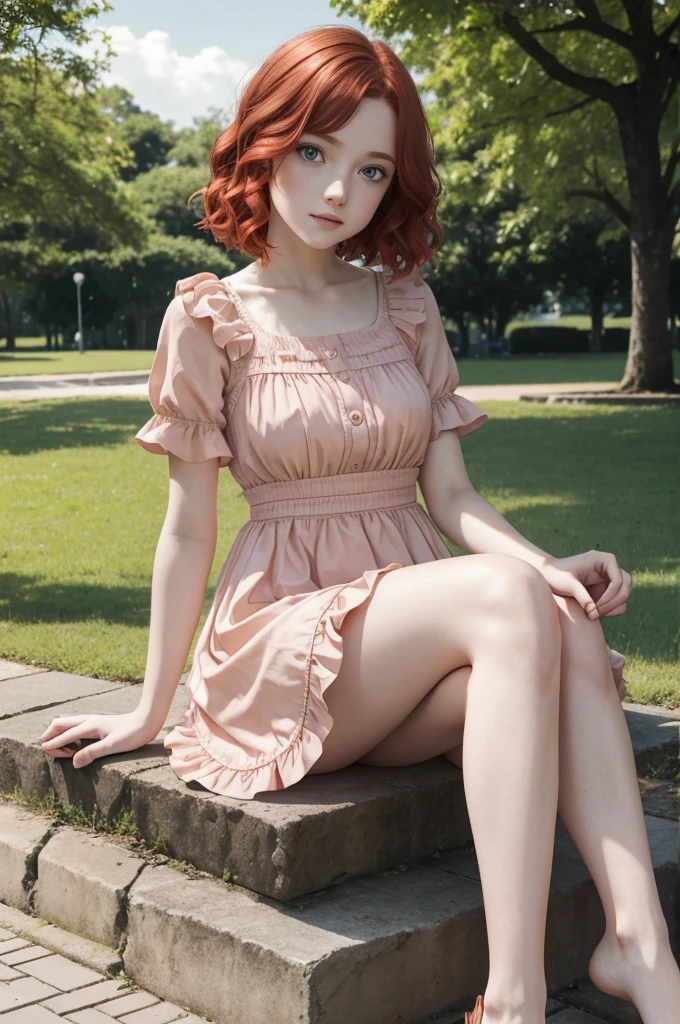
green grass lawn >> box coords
[457,351,680,386]
[5,333,679,386]
[0,341,154,377]
[0,396,678,706]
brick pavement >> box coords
[0,923,212,1023]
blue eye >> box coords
[295,144,388,183]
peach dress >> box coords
[134,264,488,800]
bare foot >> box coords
[589,927,680,1023]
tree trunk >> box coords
[588,292,604,354]
[454,317,469,357]
[495,313,510,346]
[0,291,15,350]
[670,307,678,350]
[621,225,675,390]
[617,112,677,391]
[136,316,147,350]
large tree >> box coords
[334,0,680,392]
[0,0,112,85]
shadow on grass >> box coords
[0,571,151,626]
[1,398,676,663]
[0,398,149,455]
[455,403,679,661]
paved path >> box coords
[0,371,618,404]
[0,913,211,1022]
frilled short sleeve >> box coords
[135,272,253,466]
[384,265,488,442]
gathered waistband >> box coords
[243,467,420,521]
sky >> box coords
[92,1,376,128]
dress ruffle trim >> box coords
[431,389,489,441]
[135,412,233,467]
[175,271,255,362]
[382,265,426,353]
[162,562,403,800]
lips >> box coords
[311,214,343,225]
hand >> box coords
[537,549,631,621]
[608,647,628,703]
[39,710,159,769]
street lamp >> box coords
[73,271,85,353]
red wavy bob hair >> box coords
[194,25,444,278]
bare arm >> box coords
[39,452,222,766]
[135,454,220,732]
[419,430,554,568]
[419,430,631,648]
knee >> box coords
[553,594,612,687]
[478,555,561,640]
[465,556,561,683]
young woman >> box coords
[39,25,679,1024]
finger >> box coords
[600,602,627,618]
[608,647,626,671]
[39,716,88,742]
[41,721,100,749]
[45,745,83,761]
[73,739,111,769]
[618,671,628,698]
[564,577,602,619]
[593,554,624,609]
[597,569,632,616]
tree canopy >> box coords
[332,0,680,389]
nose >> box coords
[324,178,347,205]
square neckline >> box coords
[220,267,388,341]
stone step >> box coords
[1,661,679,900]
[0,801,676,1024]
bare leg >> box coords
[458,580,562,1023]
[427,594,680,1023]
[551,596,680,1024]
[321,555,564,1024]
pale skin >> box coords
[39,96,680,1022]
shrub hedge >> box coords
[507,324,630,354]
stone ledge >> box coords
[0,902,123,977]
[33,829,147,948]
[1,665,679,901]
[0,802,676,1024]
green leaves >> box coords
[0,0,114,88]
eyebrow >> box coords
[303,132,396,166]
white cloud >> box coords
[99,26,255,127]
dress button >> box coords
[325,348,338,359]
[349,411,363,425]
[339,372,351,383]
[352,462,359,471]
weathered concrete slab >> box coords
[0,671,125,720]
[0,902,122,976]
[0,685,188,814]
[129,756,471,899]
[124,859,488,1024]
[425,814,679,995]
[0,661,44,682]
[33,829,146,947]
[549,1012,608,1023]
[555,978,642,1024]
[1,672,678,903]
[413,996,566,1024]
[122,814,678,1024]
[0,803,55,913]
[622,702,680,773]
[0,804,675,1024]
